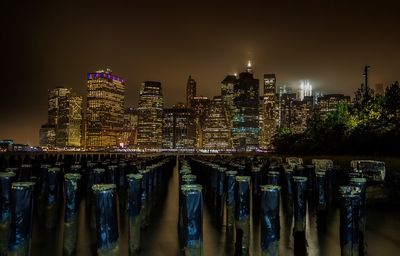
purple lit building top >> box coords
[87,69,125,83]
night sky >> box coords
[2,1,400,145]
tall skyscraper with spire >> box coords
[232,61,260,151]
[186,75,196,108]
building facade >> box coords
[48,87,71,126]
[290,96,313,134]
[121,107,138,147]
[260,74,279,149]
[163,104,196,149]
[39,87,82,148]
[186,75,196,108]
[231,62,260,151]
[221,74,237,147]
[221,75,237,121]
[279,93,297,129]
[86,69,125,149]
[137,81,163,149]
[318,94,351,113]
[39,124,56,148]
[56,95,83,147]
[191,96,211,148]
[203,96,231,150]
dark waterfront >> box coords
[22,155,400,256]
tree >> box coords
[353,83,375,113]
[383,81,400,122]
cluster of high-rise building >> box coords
[39,63,351,151]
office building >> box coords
[260,74,278,149]
[221,74,237,147]
[39,87,82,148]
[39,124,56,148]
[137,81,163,149]
[279,93,297,129]
[231,62,260,151]
[191,96,211,148]
[291,96,313,133]
[221,75,237,121]
[86,68,125,149]
[56,94,83,147]
[203,96,231,150]
[186,75,196,108]
[318,94,351,113]
[121,107,138,147]
[48,87,71,126]
[163,104,196,149]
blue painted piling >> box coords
[8,182,35,256]
[260,185,281,256]
[63,173,81,255]
[235,176,251,255]
[181,184,203,256]
[126,173,143,254]
[92,184,119,255]
[0,172,16,255]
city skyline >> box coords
[33,63,353,151]
[3,1,400,145]
[1,62,388,147]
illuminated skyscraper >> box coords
[163,104,196,149]
[291,96,313,133]
[263,74,276,95]
[313,90,324,106]
[318,94,351,113]
[221,74,237,130]
[86,68,125,149]
[221,75,236,114]
[279,93,297,129]
[203,96,231,150]
[231,62,260,151]
[39,124,56,147]
[56,94,83,147]
[121,107,138,147]
[40,87,82,148]
[137,81,163,149]
[260,74,279,149]
[39,87,70,148]
[186,75,196,108]
[278,85,292,97]
[48,87,71,126]
[191,96,211,148]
